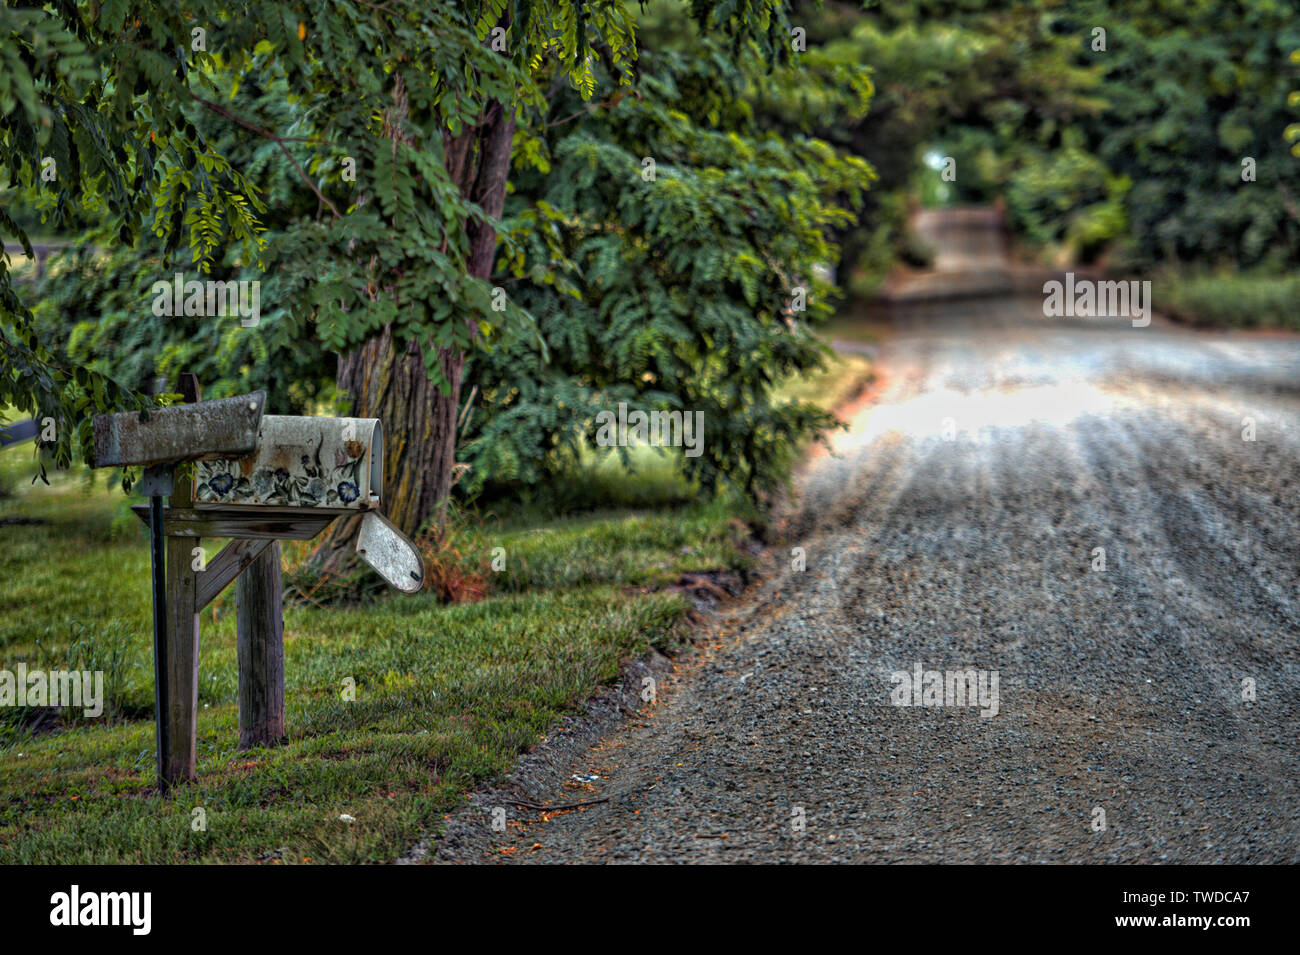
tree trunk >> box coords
[313,330,461,570]
[311,89,516,575]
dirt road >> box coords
[436,209,1300,863]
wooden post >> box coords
[159,372,203,789]
[163,533,201,785]
[236,540,286,748]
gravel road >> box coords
[434,211,1300,864]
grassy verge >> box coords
[1154,269,1300,331]
[0,445,750,863]
[777,351,874,411]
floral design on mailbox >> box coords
[195,416,383,511]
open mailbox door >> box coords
[356,511,425,593]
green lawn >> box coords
[776,351,874,411]
[0,447,749,863]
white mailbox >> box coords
[193,416,384,511]
[95,399,424,595]
[190,415,420,592]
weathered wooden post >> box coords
[236,540,285,748]
[162,375,201,786]
[163,534,201,784]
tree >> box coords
[460,5,873,501]
[795,0,1300,274]
[1,1,262,481]
[3,1,805,562]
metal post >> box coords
[147,495,169,793]
[143,465,175,794]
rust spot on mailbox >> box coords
[92,392,266,468]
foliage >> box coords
[777,1,1104,280]
[1154,268,1300,330]
[1065,0,1300,270]
[784,0,1300,275]
[1,1,275,481]
[879,1,1300,269]
[2,0,635,478]
[26,72,340,416]
[12,0,866,511]
[460,19,873,501]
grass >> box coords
[1154,268,1300,331]
[776,351,874,411]
[0,445,750,863]
[819,296,891,350]
[500,442,700,518]
[0,341,871,864]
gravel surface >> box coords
[434,218,1300,864]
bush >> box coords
[1154,270,1300,330]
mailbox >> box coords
[191,416,420,593]
[193,416,384,511]
[91,385,426,791]
[93,398,423,593]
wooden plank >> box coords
[196,538,273,610]
[236,541,286,749]
[131,504,336,541]
[0,418,37,449]
[163,534,201,786]
[92,391,265,468]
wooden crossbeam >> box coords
[196,538,273,610]
[131,504,336,541]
